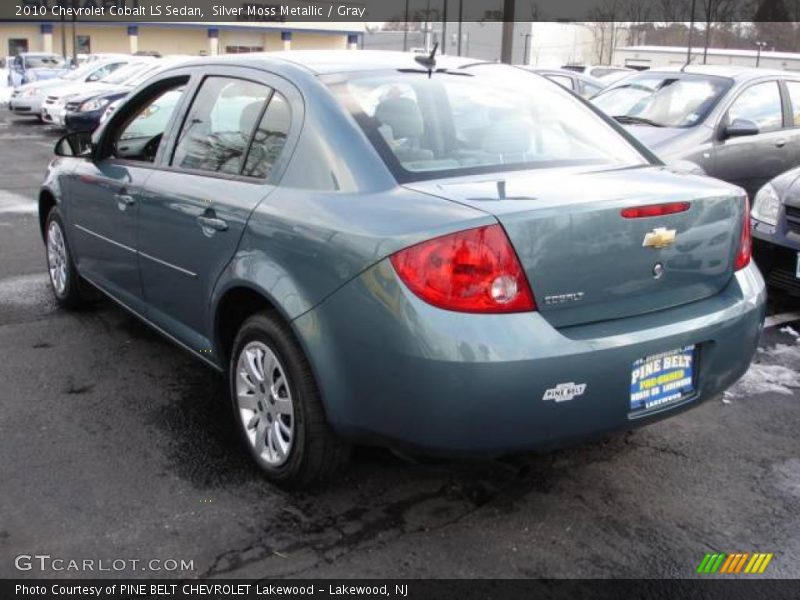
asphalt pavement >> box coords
[0,109,799,579]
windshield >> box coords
[101,61,151,85]
[25,55,64,69]
[63,61,104,81]
[329,65,647,182]
[592,73,733,128]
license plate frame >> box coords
[630,345,696,413]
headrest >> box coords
[374,97,424,139]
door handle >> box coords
[115,194,135,211]
[197,215,228,232]
[775,138,787,147]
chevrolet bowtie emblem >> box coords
[642,227,677,249]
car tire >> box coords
[230,311,350,488]
[44,206,91,309]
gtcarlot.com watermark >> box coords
[15,554,194,573]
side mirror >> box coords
[86,73,99,82]
[54,131,94,158]
[723,118,759,139]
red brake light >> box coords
[390,224,536,313]
[621,202,690,218]
[734,196,752,271]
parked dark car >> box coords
[592,65,800,198]
[751,169,800,296]
[520,67,607,98]
[40,51,764,487]
[63,56,190,132]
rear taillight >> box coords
[621,202,690,218]
[734,196,752,271]
[390,224,536,313]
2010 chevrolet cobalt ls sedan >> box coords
[40,51,766,487]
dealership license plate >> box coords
[630,346,695,412]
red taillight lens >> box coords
[734,196,752,271]
[621,202,690,219]
[390,224,536,313]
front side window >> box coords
[113,82,186,162]
[330,66,647,182]
[592,73,732,128]
[172,77,272,176]
[727,81,783,132]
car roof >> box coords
[180,50,494,75]
[524,67,606,85]
[638,64,794,81]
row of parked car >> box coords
[525,63,798,298]
[8,53,800,299]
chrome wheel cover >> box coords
[235,341,294,467]
[46,221,68,296]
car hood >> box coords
[66,86,129,104]
[28,68,67,80]
[620,125,689,151]
[46,81,115,99]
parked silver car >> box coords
[592,65,800,198]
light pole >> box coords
[755,41,767,67]
[685,0,696,69]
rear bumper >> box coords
[294,260,766,455]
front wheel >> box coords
[45,207,91,309]
[230,312,350,488]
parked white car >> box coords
[9,57,133,120]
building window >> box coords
[225,46,264,54]
[8,39,28,56]
[77,35,91,54]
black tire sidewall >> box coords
[229,314,311,483]
[44,207,81,305]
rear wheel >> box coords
[45,207,91,309]
[230,312,350,488]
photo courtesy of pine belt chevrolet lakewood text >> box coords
[39,51,766,487]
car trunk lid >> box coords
[404,165,746,328]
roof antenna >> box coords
[414,42,439,78]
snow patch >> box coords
[0,273,49,306]
[0,190,36,214]
[780,325,799,340]
[726,342,800,399]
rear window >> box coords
[24,55,64,69]
[327,66,648,183]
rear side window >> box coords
[784,81,800,126]
[727,81,783,132]
[172,76,272,176]
[242,92,290,179]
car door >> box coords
[66,74,191,313]
[709,79,790,198]
[778,79,800,174]
[136,68,298,352]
